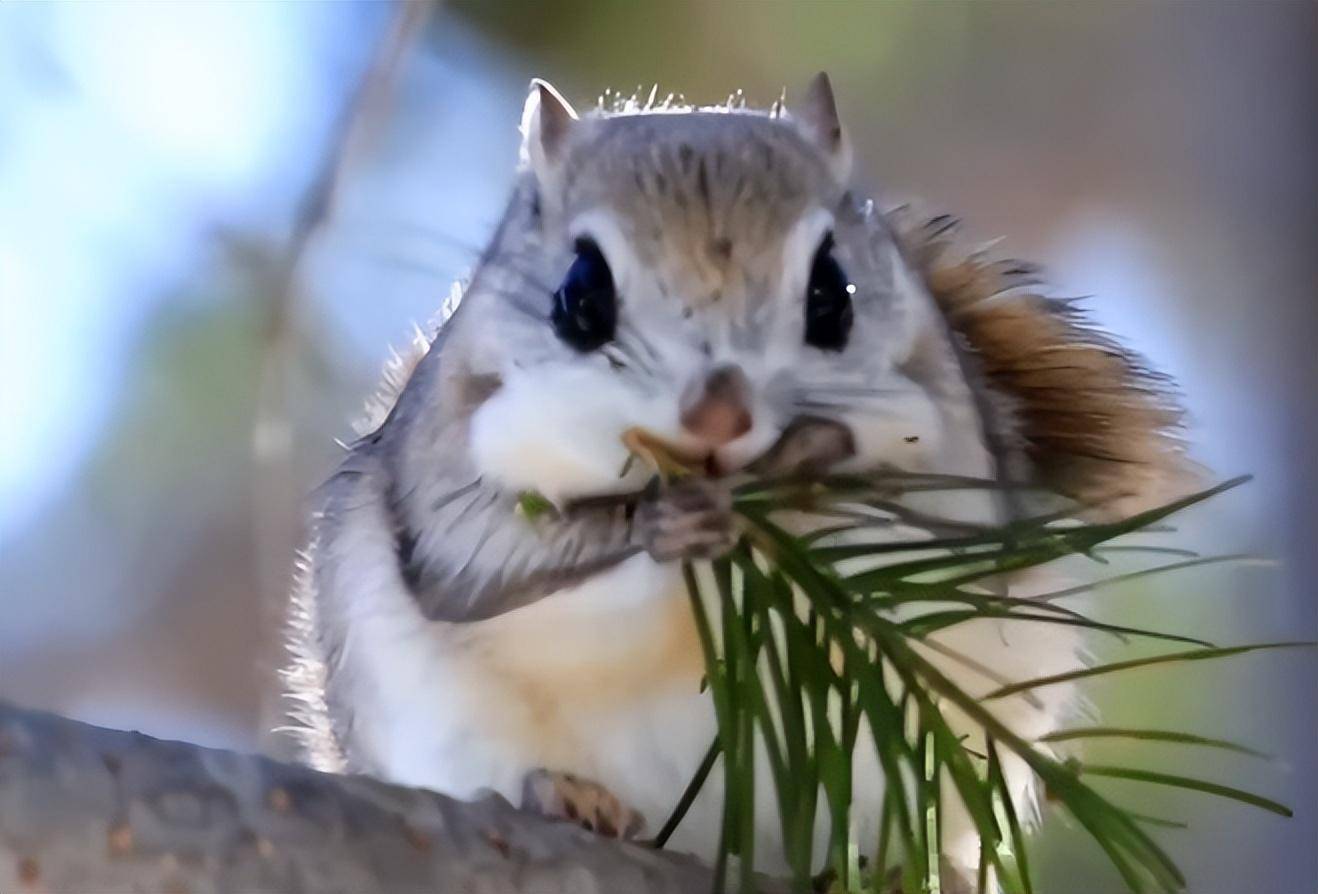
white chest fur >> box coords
[339,546,723,848]
[334,497,1083,875]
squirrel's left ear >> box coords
[520,79,578,188]
[796,72,852,184]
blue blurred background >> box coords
[0,3,1313,891]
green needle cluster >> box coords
[659,473,1299,894]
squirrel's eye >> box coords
[803,234,854,351]
[551,238,617,352]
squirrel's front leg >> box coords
[630,478,737,563]
[509,479,732,840]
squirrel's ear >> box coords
[520,79,578,185]
[797,72,852,184]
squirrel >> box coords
[282,74,1193,876]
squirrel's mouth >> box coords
[562,418,856,519]
[623,416,855,483]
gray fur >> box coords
[282,106,889,769]
[282,87,1191,787]
[312,109,884,621]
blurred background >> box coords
[0,2,1313,891]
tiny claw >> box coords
[632,478,737,563]
[521,769,646,841]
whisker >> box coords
[429,478,483,513]
[347,222,487,264]
[793,396,897,414]
[353,240,558,300]
[477,255,557,296]
[622,318,666,369]
[610,330,661,379]
[792,399,852,412]
[485,290,550,324]
[365,251,457,280]
[797,385,907,399]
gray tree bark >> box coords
[0,702,779,894]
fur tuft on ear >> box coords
[520,79,578,186]
[890,209,1201,518]
[796,72,852,184]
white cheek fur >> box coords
[838,383,944,472]
[468,354,965,501]
[468,362,681,502]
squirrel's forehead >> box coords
[559,112,835,242]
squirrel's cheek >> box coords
[834,388,947,475]
[467,366,676,503]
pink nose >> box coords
[680,364,753,445]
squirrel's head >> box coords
[424,75,1189,512]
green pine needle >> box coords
[985,642,1312,701]
[653,472,1302,893]
[1076,765,1293,817]
[1038,727,1271,759]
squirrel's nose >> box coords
[680,364,753,445]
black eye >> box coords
[803,234,854,351]
[551,238,617,352]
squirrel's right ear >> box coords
[520,79,578,187]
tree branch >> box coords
[0,702,778,893]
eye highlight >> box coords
[551,238,617,352]
[803,233,854,351]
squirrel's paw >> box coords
[520,769,646,839]
[632,478,736,562]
